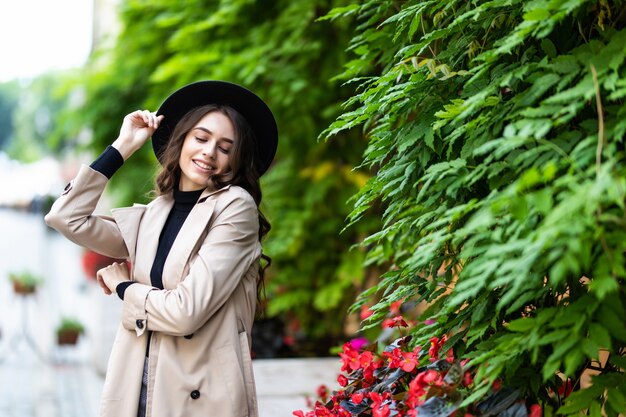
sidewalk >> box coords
[0,354,102,417]
[0,346,339,417]
[0,290,339,417]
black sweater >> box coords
[90,146,203,299]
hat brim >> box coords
[151,80,278,175]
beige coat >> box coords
[45,165,261,417]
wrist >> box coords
[111,137,138,160]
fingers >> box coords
[97,262,130,297]
[125,110,163,130]
[97,274,112,295]
[97,262,127,296]
[138,110,163,129]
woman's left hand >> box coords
[97,262,131,295]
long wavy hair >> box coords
[154,104,272,291]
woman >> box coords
[45,81,278,417]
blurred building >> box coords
[92,0,121,52]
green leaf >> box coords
[541,38,558,58]
[588,323,612,351]
[606,388,626,414]
[589,274,619,300]
[507,318,536,332]
[598,303,626,343]
[558,383,604,413]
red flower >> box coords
[420,369,441,385]
[446,348,455,363]
[557,379,573,397]
[399,347,420,372]
[529,404,542,417]
[361,357,384,386]
[382,315,408,328]
[337,374,349,387]
[390,299,404,315]
[428,335,447,361]
[317,385,329,402]
[463,371,473,387]
[339,343,360,372]
[368,392,392,417]
[383,347,403,369]
[338,343,378,373]
[406,368,443,409]
[351,392,364,404]
[361,351,375,368]
[373,403,391,417]
[360,305,374,320]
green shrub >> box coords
[325,0,626,414]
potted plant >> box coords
[8,271,43,295]
[56,317,85,346]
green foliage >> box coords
[55,317,85,335]
[72,0,372,351]
[6,72,84,162]
[8,271,43,288]
[325,0,626,413]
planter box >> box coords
[12,281,37,295]
[253,357,340,417]
[57,331,80,346]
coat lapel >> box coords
[161,185,230,288]
[132,195,174,284]
[111,204,147,265]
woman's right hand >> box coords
[112,110,165,160]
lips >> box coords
[192,159,215,172]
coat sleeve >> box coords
[120,191,260,337]
[44,164,129,259]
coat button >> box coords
[136,319,144,329]
[61,181,74,195]
[184,334,193,339]
[190,390,200,400]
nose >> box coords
[201,142,217,159]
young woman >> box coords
[45,81,278,417]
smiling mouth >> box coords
[193,160,215,171]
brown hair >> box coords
[155,104,271,291]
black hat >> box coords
[152,80,278,175]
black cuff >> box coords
[90,146,124,179]
[116,281,136,300]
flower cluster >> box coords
[294,317,540,417]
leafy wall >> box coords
[325,0,626,413]
[76,0,373,352]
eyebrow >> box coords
[193,127,234,144]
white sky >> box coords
[0,0,93,82]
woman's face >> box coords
[178,111,236,191]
